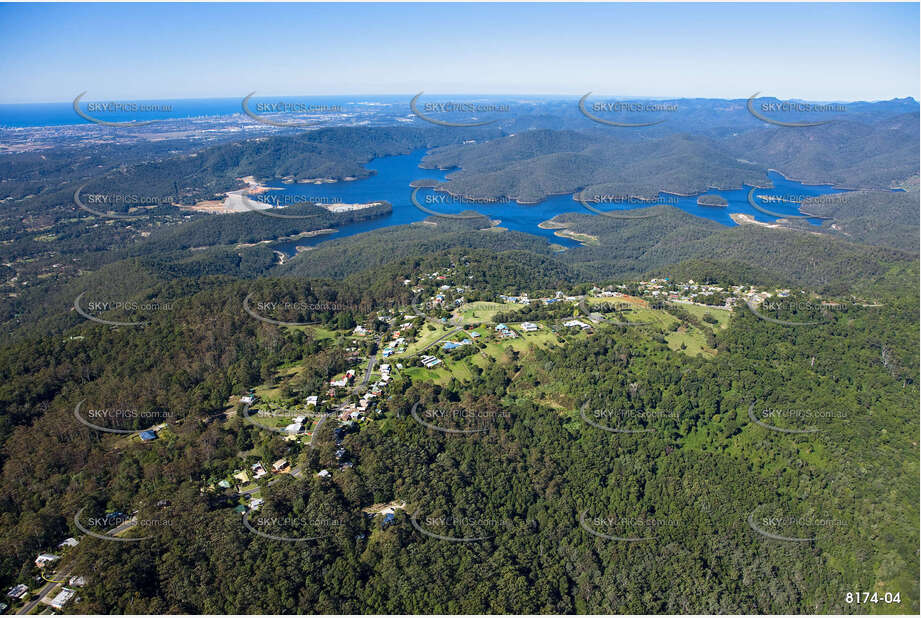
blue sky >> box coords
[0,2,917,103]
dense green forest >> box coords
[0,116,917,614]
[0,246,916,613]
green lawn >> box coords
[673,302,731,329]
[666,328,713,357]
[398,323,455,357]
[403,365,454,385]
[460,301,519,322]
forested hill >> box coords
[0,253,915,613]
[421,130,768,202]
[276,208,918,295]
[416,115,918,203]
[79,125,501,207]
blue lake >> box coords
[269,149,852,256]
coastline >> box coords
[538,217,596,244]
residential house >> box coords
[34,554,60,568]
[251,462,267,479]
[48,587,75,610]
[420,355,442,369]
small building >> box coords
[240,395,255,405]
[48,587,75,610]
[57,537,79,549]
[305,396,318,406]
[139,430,157,442]
[6,584,28,600]
[272,459,289,473]
[34,554,60,568]
[521,322,539,332]
[68,576,86,588]
[284,421,303,434]
[217,480,231,489]
[251,463,267,479]
[233,470,250,484]
[420,355,441,369]
[318,469,331,478]
[249,498,264,510]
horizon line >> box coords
[3,94,919,106]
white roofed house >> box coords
[251,462,268,479]
[34,553,60,568]
[48,587,75,610]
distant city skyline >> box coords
[0,2,918,104]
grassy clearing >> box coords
[398,323,455,357]
[673,302,731,329]
[403,365,455,385]
[460,301,519,323]
[666,328,713,357]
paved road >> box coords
[17,567,70,615]
[354,336,382,394]
[357,353,377,393]
[420,326,465,353]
